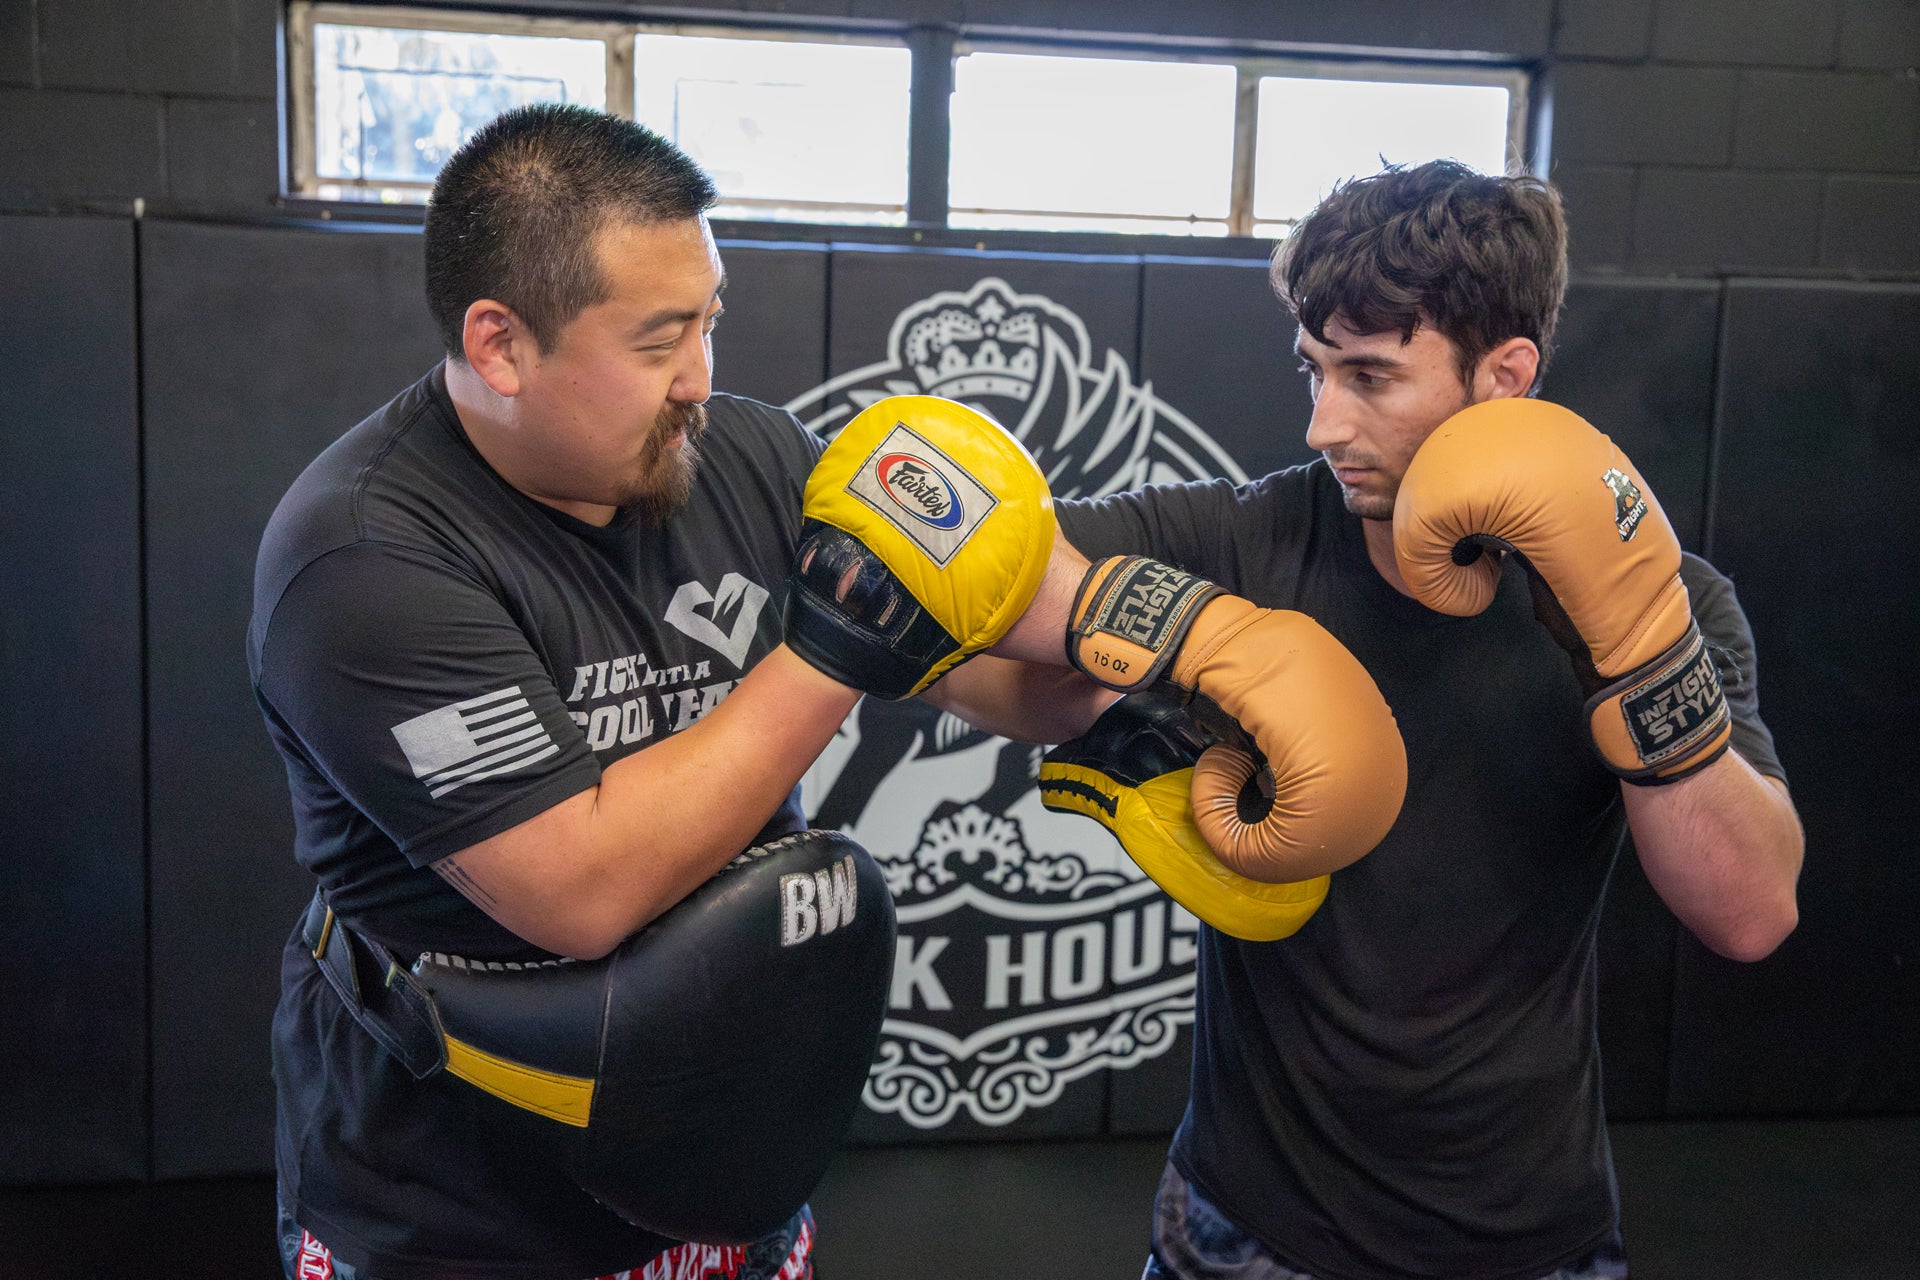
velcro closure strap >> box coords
[300,890,448,1080]
[1067,557,1224,692]
[1587,621,1733,784]
[784,520,964,700]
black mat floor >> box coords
[2,1117,1915,1279]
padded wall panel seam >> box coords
[1669,278,1920,1116]
[1547,277,1722,1119]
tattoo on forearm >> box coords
[433,856,499,909]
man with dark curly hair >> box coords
[1037,160,1805,1279]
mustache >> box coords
[624,399,707,527]
[1323,449,1382,469]
[659,399,709,441]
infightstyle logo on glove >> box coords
[1602,467,1648,542]
[845,423,999,567]
[1067,557,1224,693]
[1615,630,1728,767]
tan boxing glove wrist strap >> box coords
[1588,620,1733,785]
[1066,556,1224,693]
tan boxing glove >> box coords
[1393,397,1732,784]
[1066,558,1407,882]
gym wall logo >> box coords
[786,277,1247,1131]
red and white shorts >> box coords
[282,1208,814,1280]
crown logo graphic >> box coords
[783,276,1250,501]
[900,282,1046,400]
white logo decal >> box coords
[780,855,860,947]
[391,686,558,799]
[663,572,770,667]
[789,277,1249,1132]
[847,424,998,567]
[785,276,1247,499]
[854,804,1200,1129]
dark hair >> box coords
[424,104,718,358]
[1271,160,1568,391]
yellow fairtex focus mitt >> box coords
[1394,399,1732,784]
[785,396,1055,699]
[1039,687,1328,941]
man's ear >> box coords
[462,299,527,398]
[1475,336,1541,401]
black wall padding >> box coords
[24,215,1911,1187]
[1667,281,1920,1115]
[710,240,829,407]
[1103,985,1195,1138]
[1550,279,1722,552]
[1139,257,1318,481]
[140,220,445,1176]
[1551,279,1724,1118]
[0,215,147,1184]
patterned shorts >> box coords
[278,1204,814,1280]
[1141,1162,1630,1280]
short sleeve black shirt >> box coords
[248,367,822,1278]
[1058,461,1783,1280]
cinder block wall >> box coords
[1549,0,1920,275]
[0,0,280,214]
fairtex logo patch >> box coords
[847,423,997,568]
[876,453,965,529]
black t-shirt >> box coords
[248,366,822,1279]
[1058,461,1783,1280]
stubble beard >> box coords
[1329,453,1397,522]
[623,399,709,526]
[1330,384,1477,522]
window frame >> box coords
[1234,54,1531,237]
[285,3,1533,244]
[288,2,636,204]
[948,36,1530,237]
[944,39,1246,237]
[627,23,917,226]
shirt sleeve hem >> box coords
[396,761,602,869]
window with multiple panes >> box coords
[289,3,1529,238]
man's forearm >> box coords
[435,645,862,959]
[924,655,1116,744]
[1624,750,1803,962]
[987,525,1091,665]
